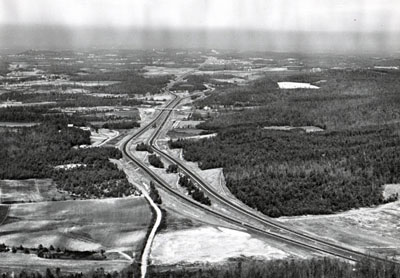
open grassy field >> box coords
[0,197,151,254]
[0,179,69,203]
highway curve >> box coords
[121,75,399,276]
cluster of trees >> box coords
[178,174,211,206]
[148,154,164,168]
[136,142,153,153]
[102,121,140,129]
[166,164,178,173]
[149,181,162,204]
[0,243,105,260]
[148,257,400,278]
[170,125,400,216]
[0,122,136,199]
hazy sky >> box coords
[1,0,400,32]
[0,0,400,52]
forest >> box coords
[0,122,135,198]
[0,106,88,125]
[166,68,400,216]
[196,69,400,130]
[170,125,400,216]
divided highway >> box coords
[121,74,399,276]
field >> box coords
[0,197,151,254]
[279,199,400,259]
[0,253,130,274]
[0,179,69,203]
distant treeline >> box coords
[102,120,140,129]
[195,69,400,130]
[0,91,144,108]
[71,71,172,95]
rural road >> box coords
[140,186,162,278]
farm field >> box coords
[0,253,130,274]
[0,179,69,203]
[0,197,151,254]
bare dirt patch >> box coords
[278,201,400,258]
[383,184,400,199]
[151,226,300,265]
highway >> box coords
[120,73,398,276]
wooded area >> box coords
[0,122,134,198]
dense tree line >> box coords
[0,267,135,278]
[148,257,400,278]
[3,257,400,278]
[102,121,140,129]
[0,106,90,125]
[178,174,211,206]
[71,71,172,95]
[148,154,164,168]
[0,122,136,199]
[170,125,400,216]
[0,91,144,108]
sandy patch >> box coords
[278,82,319,89]
[383,184,400,199]
[278,200,400,256]
[54,163,86,170]
[264,126,324,133]
[151,226,289,265]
